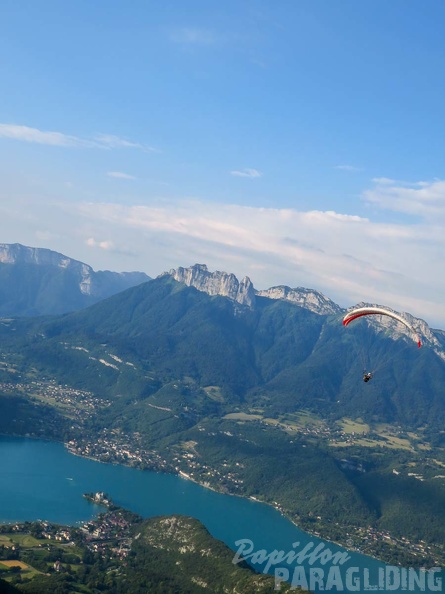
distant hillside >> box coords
[125,515,293,593]
[163,264,445,361]
[0,512,291,593]
[0,243,150,316]
[2,270,445,561]
[3,272,445,431]
[162,263,341,314]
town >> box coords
[2,371,444,568]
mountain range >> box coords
[1,257,444,430]
[0,243,150,316]
[165,262,342,314]
[168,263,445,362]
[1,244,441,356]
[2,250,445,563]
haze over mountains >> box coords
[1,243,440,351]
[1,251,445,432]
[0,243,150,316]
[165,263,342,315]
[164,263,444,359]
[1,244,444,387]
[2,245,445,565]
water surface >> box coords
[0,436,440,593]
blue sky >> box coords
[1,1,445,326]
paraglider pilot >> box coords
[363,372,372,383]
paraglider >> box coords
[343,306,422,347]
[342,306,422,382]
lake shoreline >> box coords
[1,431,353,553]
[62,438,392,567]
[1,432,442,568]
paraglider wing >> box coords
[342,306,422,348]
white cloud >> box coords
[86,237,114,250]
[371,177,396,185]
[230,168,262,178]
[335,165,361,171]
[68,197,445,324]
[364,178,445,220]
[107,171,136,180]
[93,134,145,150]
[0,123,151,151]
[3,181,445,327]
[0,123,91,147]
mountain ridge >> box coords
[162,264,443,357]
[0,245,437,356]
[161,263,340,314]
[1,245,442,365]
[2,271,445,560]
[0,242,150,316]
[4,273,444,431]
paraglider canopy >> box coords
[342,306,422,348]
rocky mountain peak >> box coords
[163,264,256,307]
[163,264,344,316]
[162,266,443,361]
[0,243,150,315]
[0,242,91,274]
[256,285,342,315]
[0,243,94,295]
[345,302,445,360]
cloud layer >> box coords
[0,124,149,151]
[230,168,262,178]
[107,171,136,180]
[364,178,445,220]
[55,179,444,327]
[1,177,444,327]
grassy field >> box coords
[340,417,370,435]
[331,418,433,452]
[0,560,30,569]
[0,535,14,548]
[0,534,41,548]
[203,386,225,402]
[223,412,262,421]
[180,440,201,457]
[0,532,87,585]
[223,408,433,454]
[262,417,280,426]
[30,393,79,419]
[7,534,41,547]
[432,458,445,468]
[0,559,42,581]
[374,424,429,451]
[223,409,325,433]
[285,410,325,427]
[277,410,326,432]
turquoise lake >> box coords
[0,436,442,593]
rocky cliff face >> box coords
[164,264,341,315]
[0,242,90,275]
[257,285,342,315]
[345,302,445,360]
[0,243,150,316]
[164,264,256,307]
[164,265,445,357]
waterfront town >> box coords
[1,501,139,570]
[2,374,444,567]
[65,426,445,567]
